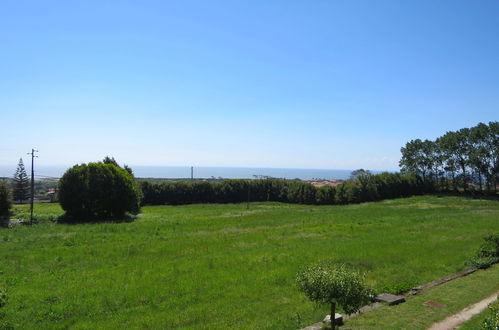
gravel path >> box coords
[427,291,498,330]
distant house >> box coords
[46,188,58,203]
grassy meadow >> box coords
[1,196,498,329]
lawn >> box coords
[0,196,498,329]
[342,264,499,329]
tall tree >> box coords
[12,158,30,203]
[488,121,499,193]
[400,139,426,179]
[401,122,498,193]
[438,129,471,191]
[400,139,437,189]
[469,123,491,192]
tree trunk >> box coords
[461,164,467,192]
[451,170,456,191]
[331,302,336,330]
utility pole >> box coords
[27,148,38,224]
[191,166,194,180]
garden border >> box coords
[301,268,477,330]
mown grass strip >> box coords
[342,265,499,329]
[459,299,499,330]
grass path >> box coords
[459,299,498,329]
[428,291,498,330]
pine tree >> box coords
[12,158,30,203]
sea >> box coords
[0,165,362,180]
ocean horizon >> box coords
[0,165,386,180]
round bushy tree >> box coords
[58,162,141,220]
[0,180,12,219]
[296,261,373,330]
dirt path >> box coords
[427,291,498,330]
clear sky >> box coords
[1,0,498,171]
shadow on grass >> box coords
[431,191,499,202]
[56,213,138,225]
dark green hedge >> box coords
[140,172,424,206]
[59,163,141,220]
[0,180,12,219]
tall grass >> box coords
[0,196,498,329]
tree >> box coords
[0,180,12,219]
[12,158,30,203]
[296,261,373,330]
[400,140,429,184]
[401,122,499,194]
[487,121,499,193]
[58,162,141,220]
[350,169,380,201]
[469,123,491,192]
[102,156,119,167]
[437,129,471,191]
[400,139,440,191]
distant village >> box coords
[303,179,344,188]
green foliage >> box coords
[401,121,499,193]
[470,233,499,269]
[0,181,12,219]
[296,261,373,315]
[400,139,438,189]
[102,156,119,167]
[286,180,317,204]
[12,158,29,203]
[482,303,499,330]
[140,172,423,206]
[316,186,336,205]
[58,162,141,220]
[0,286,7,308]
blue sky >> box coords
[1,0,498,171]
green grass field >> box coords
[1,196,498,329]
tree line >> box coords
[400,121,498,193]
[139,171,424,206]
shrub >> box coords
[0,180,12,219]
[482,303,499,330]
[469,233,499,269]
[296,261,373,329]
[0,286,7,308]
[58,162,141,220]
